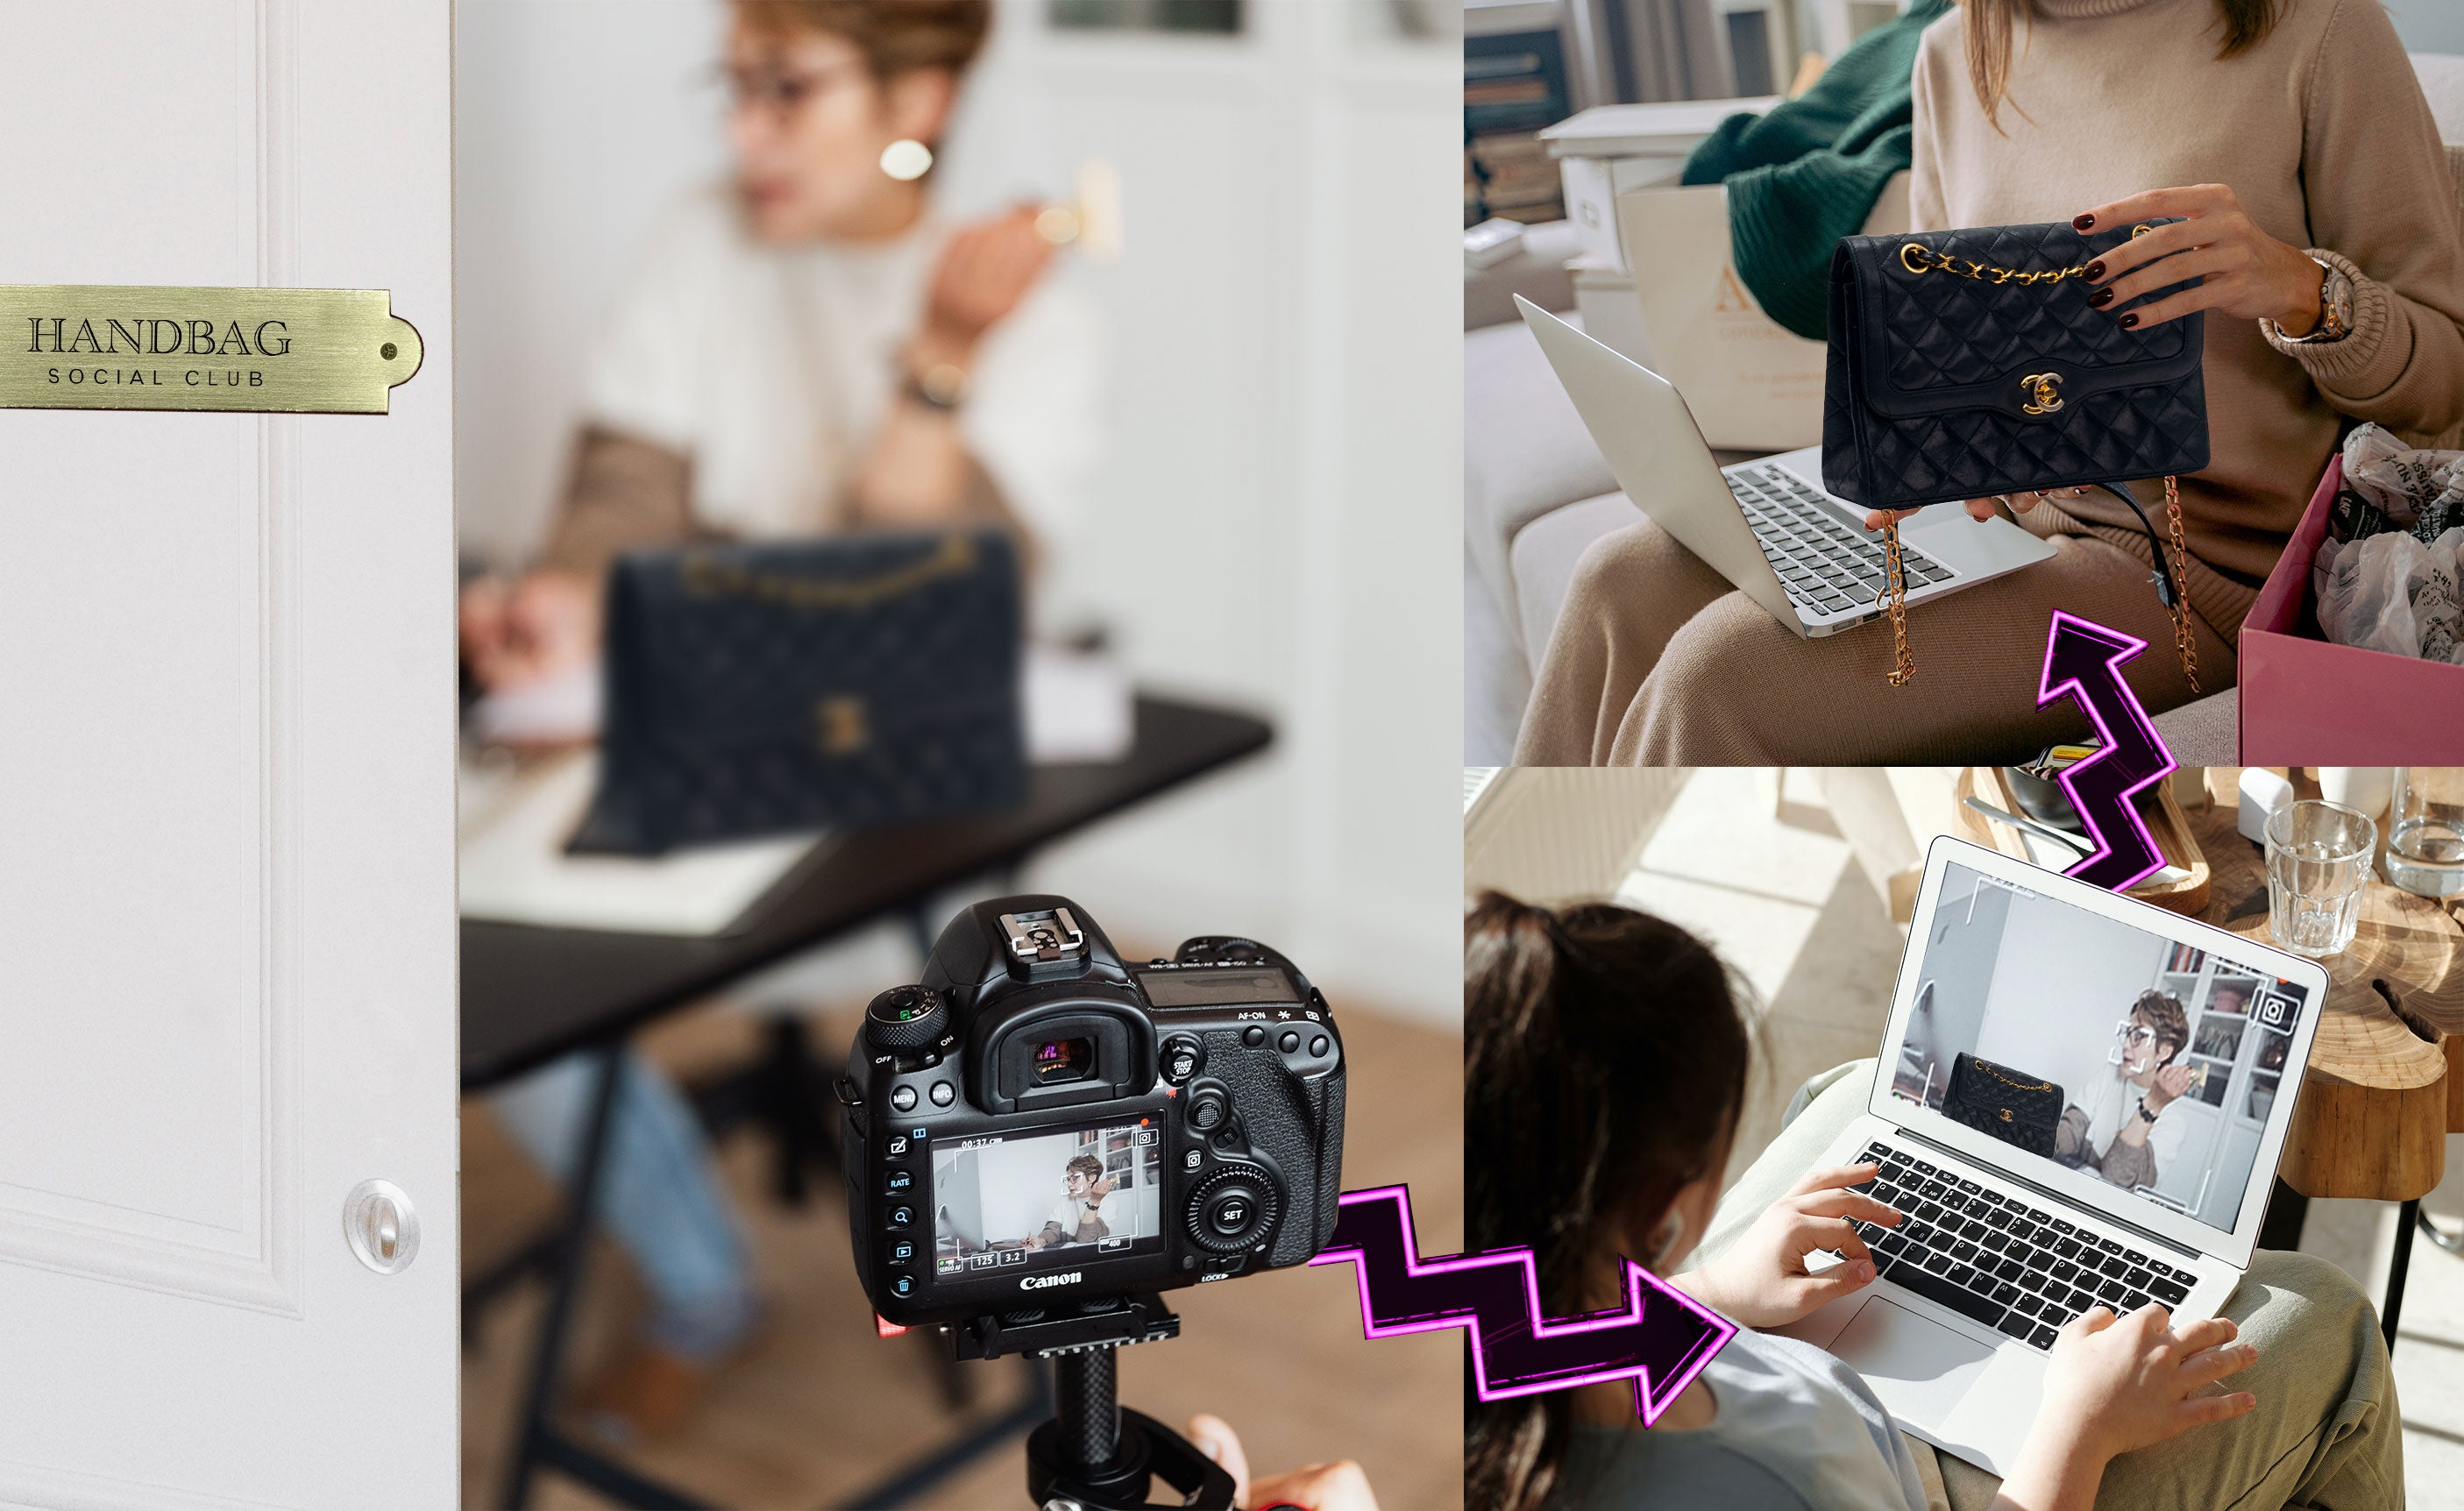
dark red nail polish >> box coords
[2087,287,2113,309]
[2073,213,2096,231]
[2084,259,2105,281]
[2119,311,2140,329]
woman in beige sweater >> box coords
[1517,0,2464,764]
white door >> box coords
[0,4,457,1506]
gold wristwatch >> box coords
[2269,256,2353,344]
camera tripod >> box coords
[955,1292,1237,1510]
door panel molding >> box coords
[0,0,302,1318]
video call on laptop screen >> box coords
[1886,862,2314,1236]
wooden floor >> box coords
[459,990,1464,1510]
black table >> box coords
[463,695,1273,1509]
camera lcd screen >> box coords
[1885,861,2315,1235]
[930,1119,1165,1280]
[1133,966,1299,1008]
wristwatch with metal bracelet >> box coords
[2267,255,2353,344]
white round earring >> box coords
[879,138,934,181]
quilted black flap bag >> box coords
[1942,1051,2064,1160]
[571,528,1026,856]
[1821,219,2209,689]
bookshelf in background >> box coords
[1466,29,1570,227]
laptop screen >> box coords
[1884,859,2315,1238]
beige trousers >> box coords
[1695,1060,2404,1511]
[1513,510,2258,766]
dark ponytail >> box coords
[1463,892,1754,1511]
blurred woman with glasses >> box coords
[467,0,1101,1442]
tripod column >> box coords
[1053,1348,1123,1472]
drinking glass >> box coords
[2265,799,2375,958]
[2386,769,2464,897]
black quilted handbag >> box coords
[1942,1052,2063,1160]
[570,529,1026,855]
[1822,219,2209,689]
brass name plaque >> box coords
[0,286,423,414]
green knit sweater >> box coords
[1681,0,1949,340]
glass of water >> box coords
[2266,798,2377,958]
[2386,769,2464,897]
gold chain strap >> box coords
[1970,1060,2055,1095]
[1880,517,1914,687]
[1899,223,2151,283]
[2163,473,2200,695]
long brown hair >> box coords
[1958,0,2284,130]
[1464,893,1754,1511]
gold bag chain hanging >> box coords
[1880,224,2199,693]
[1878,477,2198,693]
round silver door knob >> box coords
[344,1179,420,1274]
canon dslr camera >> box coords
[841,897,1346,1330]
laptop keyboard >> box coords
[1727,464,1952,618]
[1851,1139,2197,1354]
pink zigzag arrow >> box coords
[1308,1185,1736,1425]
[2036,610,2177,893]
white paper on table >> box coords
[458,750,821,936]
[465,645,1135,763]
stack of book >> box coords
[1465,29,1570,226]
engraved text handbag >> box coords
[571,529,1026,855]
[1822,219,2210,688]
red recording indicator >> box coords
[875,1315,907,1339]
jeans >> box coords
[1701,1059,2404,1511]
[490,1049,759,1360]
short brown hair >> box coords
[735,2,991,80]
[2132,990,2190,1068]
[1065,1153,1104,1181]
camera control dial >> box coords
[864,985,950,1053]
[1184,1164,1276,1253]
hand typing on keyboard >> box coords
[2001,1304,2259,1501]
[1669,1162,1902,1330]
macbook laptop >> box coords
[1775,836,2329,1473]
[1513,296,2056,637]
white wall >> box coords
[1971,891,2168,1110]
[2389,0,2464,57]
[453,1,1462,1023]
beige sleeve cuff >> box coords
[2261,247,2412,401]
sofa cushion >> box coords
[1509,490,1640,678]
[1466,318,1618,654]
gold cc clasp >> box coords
[2020,371,2065,415]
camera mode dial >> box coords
[1184,1164,1276,1253]
[864,985,950,1053]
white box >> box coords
[1569,257,1660,372]
[1610,170,1911,451]
[1542,99,1779,271]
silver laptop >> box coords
[1513,296,2055,637]
[1775,837,2329,1474]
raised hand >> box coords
[1672,1161,1901,1329]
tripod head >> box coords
[951,1293,1236,1510]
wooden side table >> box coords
[2182,771,2464,1348]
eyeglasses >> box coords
[2115,1024,2160,1047]
[720,60,871,120]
